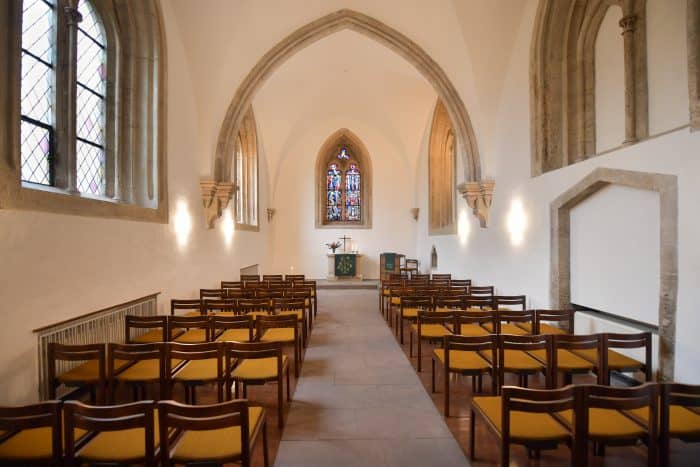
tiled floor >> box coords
[275,289,469,467]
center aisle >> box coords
[274,289,470,467]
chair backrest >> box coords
[108,342,165,373]
[221,280,243,290]
[455,310,497,334]
[240,274,260,283]
[255,289,284,300]
[501,385,581,459]
[0,401,62,463]
[442,287,469,296]
[225,341,284,386]
[157,399,252,465]
[238,298,273,316]
[203,299,237,315]
[660,382,700,464]
[171,299,202,316]
[166,342,224,401]
[494,295,526,311]
[284,289,311,302]
[498,334,554,388]
[469,285,495,297]
[432,273,452,280]
[47,343,106,401]
[602,332,652,383]
[416,309,455,327]
[389,273,405,280]
[226,289,246,300]
[262,274,283,281]
[430,279,451,288]
[435,296,466,311]
[285,274,305,281]
[200,288,226,301]
[450,279,471,288]
[168,315,213,342]
[255,314,298,338]
[63,400,156,465]
[553,334,604,384]
[126,315,168,344]
[534,309,575,334]
[211,314,254,342]
[400,295,433,311]
[274,298,306,313]
[465,296,495,310]
[495,309,535,332]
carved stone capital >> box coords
[64,6,83,26]
[267,208,276,222]
[410,207,419,221]
[619,15,637,34]
[200,180,234,228]
[458,180,495,228]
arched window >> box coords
[428,99,456,234]
[316,129,371,228]
[234,107,259,229]
[2,0,167,222]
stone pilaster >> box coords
[620,14,638,144]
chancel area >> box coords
[1,0,700,466]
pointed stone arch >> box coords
[212,9,482,189]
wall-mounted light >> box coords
[507,197,528,246]
[173,199,193,249]
[458,209,470,246]
[220,208,235,250]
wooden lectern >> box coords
[380,252,405,280]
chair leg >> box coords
[445,367,450,417]
[286,366,291,401]
[431,358,436,393]
[417,337,422,372]
[262,418,269,467]
[400,317,405,344]
[501,438,509,467]
[278,373,284,429]
[234,379,240,399]
[469,409,476,459]
[243,382,247,398]
[409,331,413,358]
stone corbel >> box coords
[200,180,235,229]
[458,180,495,228]
[410,208,419,221]
[267,208,276,222]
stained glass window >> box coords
[20,0,55,185]
[76,0,107,195]
[325,147,361,223]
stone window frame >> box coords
[428,99,457,235]
[314,128,372,229]
[233,107,259,231]
[550,167,678,381]
[531,0,649,176]
[690,0,700,131]
[0,0,168,223]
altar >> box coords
[327,253,363,280]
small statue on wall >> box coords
[431,245,438,269]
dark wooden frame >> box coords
[167,341,225,404]
[0,400,62,465]
[47,342,106,404]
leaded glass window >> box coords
[76,0,106,195]
[20,0,55,185]
[324,147,362,223]
[234,109,259,227]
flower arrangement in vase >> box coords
[325,241,342,253]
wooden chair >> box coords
[238,298,274,321]
[285,274,305,282]
[435,295,467,313]
[64,400,158,466]
[432,273,452,280]
[572,332,652,385]
[108,342,168,402]
[450,279,471,288]
[274,298,308,347]
[126,314,171,343]
[167,342,225,404]
[227,288,246,301]
[533,334,602,387]
[470,385,582,467]
[297,280,318,318]
[200,288,226,302]
[203,298,237,316]
[48,342,109,404]
[465,296,495,311]
[410,310,454,372]
[493,295,526,311]
[380,279,402,318]
[482,309,534,335]
[387,286,408,323]
[169,315,212,343]
[397,295,432,344]
[262,274,283,282]
[221,280,243,290]
[520,309,575,334]
[240,274,261,283]
[256,314,301,378]
[491,334,554,391]
[440,286,469,297]
[432,334,497,416]
[158,399,268,467]
[226,342,290,429]
[285,288,313,331]
[454,310,494,337]
[0,401,62,465]
[214,314,255,343]
[170,298,202,317]
[571,383,658,467]
[657,383,700,465]
[470,285,495,299]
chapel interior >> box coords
[1,0,699,466]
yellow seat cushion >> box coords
[183,311,202,317]
[391,297,401,305]
[259,328,296,342]
[116,359,181,382]
[538,323,568,335]
[78,412,159,462]
[382,289,390,296]
[481,323,528,335]
[572,348,643,370]
[529,349,594,371]
[473,396,570,441]
[411,323,450,338]
[304,299,311,307]
[481,350,544,371]
[174,329,209,344]
[231,356,287,380]
[401,307,419,318]
[216,329,252,342]
[173,359,220,381]
[244,311,271,320]
[212,311,236,317]
[58,359,129,383]
[457,324,490,337]
[131,329,166,343]
[170,406,263,462]
[560,408,645,437]
[628,405,700,436]
[0,427,55,460]
[433,349,490,371]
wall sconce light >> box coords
[267,208,276,222]
[200,179,235,229]
[410,208,420,221]
[458,180,495,228]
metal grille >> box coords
[20,0,55,185]
[76,0,106,195]
[35,294,158,400]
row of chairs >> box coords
[470,382,700,467]
[0,398,269,466]
[239,274,305,282]
[381,286,502,322]
[428,330,651,416]
[213,279,319,319]
[48,340,292,428]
